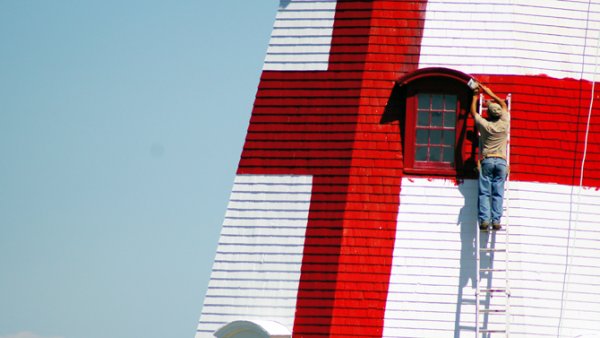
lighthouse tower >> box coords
[196,1,600,337]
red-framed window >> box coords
[402,75,473,177]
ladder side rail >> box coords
[505,94,512,337]
[475,93,485,337]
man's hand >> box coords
[470,87,480,118]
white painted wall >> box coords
[419,0,600,80]
[263,0,337,71]
[195,175,313,338]
[383,178,600,337]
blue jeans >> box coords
[478,157,507,225]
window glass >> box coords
[415,146,428,161]
[443,147,454,164]
[416,129,429,144]
[411,92,458,166]
[430,129,442,144]
[443,130,455,145]
[431,111,443,126]
[417,111,429,126]
[432,94,444,110]
[418,93,430,110]
[430,146,441,161]
[444,112,456,127]
[445,95,457,110]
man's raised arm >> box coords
[470,86,480,119]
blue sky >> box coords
[0,1,278,338]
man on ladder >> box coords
[470,83,510,231]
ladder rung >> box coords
[480,308,507,313]
[479,288,508,293]
[480,248,506,252]
[480,329,507,333]
[458,325,476,330]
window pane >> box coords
[430,129,442,145]
[431,111,442,126]
[432,94,443,110]
[415,146,428,161]
[444,112,456,127]
[430,146,441,161]
[418,93,430,110]
[443,146,454,164]
[417,111,429,126]
[416,129,429,145]
[443,130,455,145]
[445,95,457,111]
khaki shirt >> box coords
[474,110,509,159]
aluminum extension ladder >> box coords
[475,93,512,337]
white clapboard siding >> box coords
[419,0,600,80]
[263,0,337,71]
[383,178,600,338]
[195,174,312,338]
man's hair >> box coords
[488,103,503,118]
